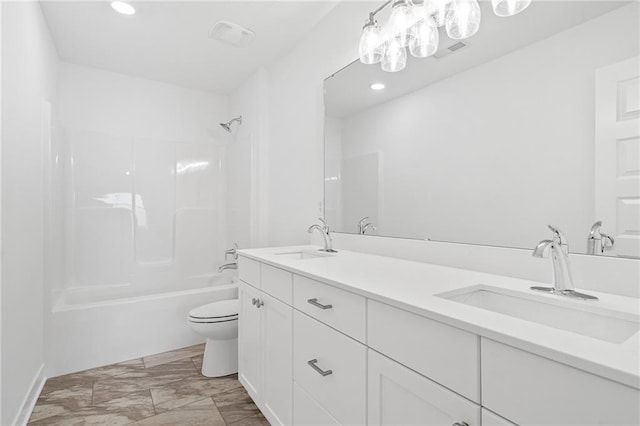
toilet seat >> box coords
[188,299,239,324]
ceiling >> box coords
[325,1,633,118]
[40,1,339,94]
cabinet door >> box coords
[261,292,293,425]
[368,350,481,426]
[238,281,262,401]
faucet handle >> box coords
[317,217,329,232]
[225,243,239,260]
[589,221,603,236]
[547,225,568,249]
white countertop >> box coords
[238,245,640,390]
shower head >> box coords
[220,115,242,133]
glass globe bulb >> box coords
[491,0,531,17]
[359,21,385,64]
[381,38,407,72]
[427,0,451,27]
[446,0,481,40]
[387,0,418,47]
[409,17,439,58]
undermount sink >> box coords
[273,250,335,260]
[438,285,640,344]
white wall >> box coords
[1,2,58,424]
[263,2,373,246]
[337,5,639,252]
[228,68,270,250]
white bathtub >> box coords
[45,274,238,377]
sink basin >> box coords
[438,285,639,344]
[273,250,335,260]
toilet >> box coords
[187,299,239,377]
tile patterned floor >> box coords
[28,344,268,426]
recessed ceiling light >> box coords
[111,1,136,15]
[370,83,385,90]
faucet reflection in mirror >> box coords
[359,0,532,72]
[587,221,615,255]
[531,225,598,301]
[358,217,378,235]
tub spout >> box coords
[217,262,238,273]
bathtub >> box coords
[45,273,238,377]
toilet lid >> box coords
[189,299,239,321]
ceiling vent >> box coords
[433,41,469,59]
[209,21,255,48]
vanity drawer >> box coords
[293,382,340,426]
[293,275,366,342]
[482,338,640,425]
[261,264,293,304]
[238,256,260,288]
[293,311,366,425]
[367,300,480,402]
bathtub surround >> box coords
[28,344,267,426]
[1,2,59,425]
[46,63,236,377]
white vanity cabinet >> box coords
[238,254,640,426]
[238,259,293,426]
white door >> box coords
[595,56,640,258]
[368,350,480,426]
[238,281,262,401]
[261,292,293,426]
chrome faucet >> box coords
[307,218,338,253]
[587,221,614,255]
[531,225,598,300]
[358,217,377,235]
[217,262,238,273]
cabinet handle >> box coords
[307,298,333,310]
[255,299,264,308]
[452,422,469,426]
[307,359,333,376]
[251,298,258,306]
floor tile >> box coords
[92,358,200,404]
[143,344,205,368]
[151,373,243,413]
[131,397,225,426]
[29,384,93,423]
[213,386,263,424]
[29,389,155,425]
[227,412,270,426]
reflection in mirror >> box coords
[324,1,640,258]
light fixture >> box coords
[409,13,439,58]
[387,0,419,47]
[358,0,531,73]
[446,0,481,40]
[491,0,532,17]
[111,1,135,15]
[359,17,385,64]
[381,38,407,72]
[370,83,386,90]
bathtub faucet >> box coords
[217,262,238,273]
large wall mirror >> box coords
[324,0,640,258]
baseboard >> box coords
[12,364,46,426]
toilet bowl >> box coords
[187,299,239,377]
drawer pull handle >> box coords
[251,298,264,308]
[452,422,469,426]
[307,359,333,376]
[307,298,333,310]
